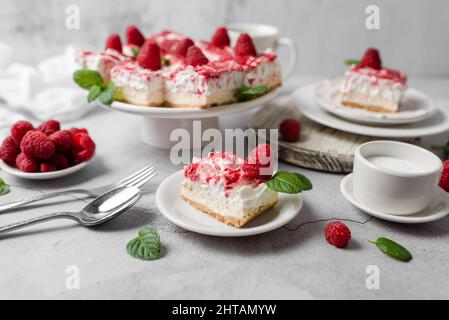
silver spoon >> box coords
[0,186,142,235]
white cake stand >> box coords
[98,89,280,149]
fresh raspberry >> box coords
[49,130,72,153]
[69,128,89,136]
[105,34,123,53]
[211,27,230,47]
[279,119,301,142]
[40,162,56,172]
[52,154,69,170]
[357,48,382,70]
[125,25,145,46]
[16,153,38,173]
[20,131,55,160]
[242,144,273,180]
[324,221,351,248]
[0,136,19,165]
[11,120,34,144]
[439,160,449,192]
[71,133,96,162]
[37,120,60,136]
[234,33,257,57]
[174,38,194,58]
[137,41,162,71]
[186,46,209,67]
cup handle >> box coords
[276,37,297,82]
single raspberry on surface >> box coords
[186,46,209,67]
[69,128,89,136]
[16,153,38,173]
[439,160,449,192]
[0,136,19,165]
[40,162,56,173]
[174,38,194,58]
[20,131,55,160]
[234,33,257,57]
[242,144,273,180]
[105,34,123,53]
[37,120,60,136]
[49,130,72,153]
[11,120,34,145]
[357,48,382,70]
[125,25,145,46]
[51,153,69,170]
[71,133,96,162]
[137,41,162,71]
[324,221,351,248]
[279,118,301,142]
[211,27,231,47]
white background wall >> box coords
[1,0,448,76]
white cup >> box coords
[353,141,443,215]
[226,22,297,81]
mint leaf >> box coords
[369,237,412,262]
[344,59,359,66]
[266,171,313,194]
[161,57,171,66]
[73,69,104,90]
[87,85,102,103]
[235,85,268,102]
[0,179,10,196]
[98,81,115,105]
[127,227,161,261]
[131,47,140,57]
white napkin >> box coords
[0,44,91,122]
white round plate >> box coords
[99,89,280,119]
[0,159,93,180]
[315,79,436,125]
[292,84,449,138]
[156,170,303,237]
[340,173,449,224]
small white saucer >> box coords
[0,158,93,180]
[156,170,303,237]
[340,173,449,223]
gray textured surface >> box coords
[1,0,449,75]
[0,77,449,299]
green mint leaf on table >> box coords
[0,179,10,196]
[266,171,313,194]
[73,69,104,90]
[369,237,412,262]
[344,59,359,66]
[235,85,268,102]
[98,81,116,105]
[127,227,161,261]
[87,85,102,103]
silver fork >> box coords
[0,164,157,213]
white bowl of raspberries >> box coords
[0,120,96,180]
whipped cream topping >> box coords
[195,40,234,62]
[111,62,164,91]
[348,66,407,85]
[147,29,186,54]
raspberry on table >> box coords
[37,120,60,136]
[49,130,73,153]
[71,133,96,162]
[16,153,38,173]
[279,119,301,142]
[11,121,34,145]
[324,221,351,248]
[21,130,55,160]
[439,160,449,192]
[0,136,19,166]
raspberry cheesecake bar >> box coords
[75,34,128,82]
[340,48,407,113]
[111,40,164,106]
[181,145,278,227]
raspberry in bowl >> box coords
[0,120,96,180]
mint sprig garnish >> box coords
[131,47,140,57]
[73,69,116,105]
[369,237,412,262]
[344,59,359,66]
[161,57,171,66]
[266,171,312,194]
[127,227,162,261]
[0,179,10,196]
[235,85,268,102]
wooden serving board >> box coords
[249,96,419,173]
